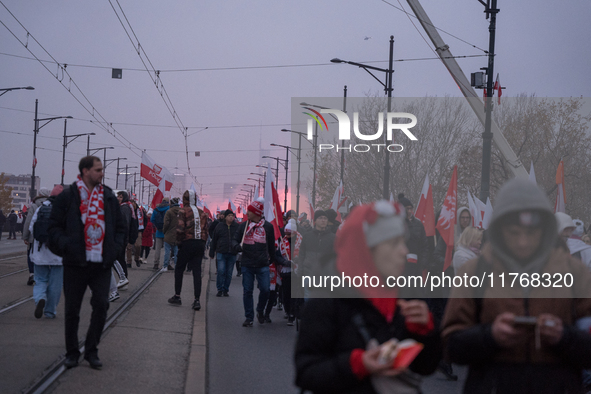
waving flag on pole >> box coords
[308,193,315,222]
[435,166,458,271]
[202,201,212,219]
[141,151,173,191]
[415,174,435,237]
[555,160,566,213]
[494,73,502,105]
[228,199,237,212]
[482,198,494,230]
[264,167,284,240]
[150,177,167,209]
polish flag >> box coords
[141,151,173,191]
[202,201,212,219]
[33,156,37,168]
[150,177,166,209]
[264,167,284,240]
[228,199,237,212]
[330,180,345,221]
[414,174,435,237]
[435,166,457,271]
[555,160,566,213]
[494,73,502,105]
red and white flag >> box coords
[150,177,166,209]
[414,174,435,237]
[32,156,37,168]
[308,193,315,222]
[264,167,284,240]
[202,201,212,219]
[228,199,237,212]
[329,180,346,221]
[494,73,502,105]
[555,160,566,213]
[435,166,458,271]
[141,151,173,192]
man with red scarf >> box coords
[48,156,126,370]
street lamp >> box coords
[331,35,394,200]
[247,178,262,198]
[255,165,269,195]
[270,143,295,213]
[282,129,315,215]
[0,86,34,97]
[123,165,138,190]
[249,173,264,198]
[31,99,73,198]
[89,146,115,166]
[61,124,96,184]
[242,184,256,202]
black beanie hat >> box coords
[325,209,338,222]
[223,209,234,217]
[397,193,413,208]
[314,209,327,221]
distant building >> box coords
[3,174,40,209]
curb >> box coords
[185,257,211,394]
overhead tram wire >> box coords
[0,51,487,73]
[379,0,489,53]
[0,1,144,158]
[107,0,194,177]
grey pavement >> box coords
[0,236,28,258]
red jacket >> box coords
[142,221,154,247]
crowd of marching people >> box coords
[8,154,591,393]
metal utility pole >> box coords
[116,158,122,189]
[340,85,347,187]
[480,0,499,201]
[124,164,129,189]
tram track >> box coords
[20,269,164,394]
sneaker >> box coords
[160,266,168,273]
[34,299,45,319]
[223,292,229,297]
[109,291,120,302]
[216,291,223,297]
[84,353,103,370]
[192,299,201,311]
[168,295,181,306]
[264,314,272,323]
[27,275,35,286]
[287,316,295,326]
[117,278,129,288]
[257,311,265,324]
[242,319,253,327]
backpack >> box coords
[33,201,53,251]
[153,209,164,231]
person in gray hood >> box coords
[442,178,591,394]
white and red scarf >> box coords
[279,232,302,274]
[243,219,266,245]
[122,201,136,219]
[137,206,144,230]
[76,175,105,263]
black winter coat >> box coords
[232,220,276,268]
[298,228,335,277]
[209,220,239,257]
[47,183,126,268]
[405,217,428,275]
[295,298,442,394]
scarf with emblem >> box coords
[243,219,266,245]
[137,206,144,230]
[76,175,105,263]
[279,232,302,274]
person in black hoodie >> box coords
[117,191,138,274]
[0,209,6,240]
[232,200,276,327]
[295,200,441,393]
[8,210,17,239]
[48,156,126,370]
[209,209,239,296]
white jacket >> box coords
[29,200,62,266]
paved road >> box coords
[206,260,467,394]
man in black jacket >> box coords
[48,156,126,370]
[398,193,428,281]
[232,200,276,327]
[209,209,239,297]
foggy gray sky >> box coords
[1,0,589,208]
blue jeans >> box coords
[163,242,178,269]
[216,253,236,292]
[241,265,270,321]
[33,264,63,318]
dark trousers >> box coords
[27,244,34,274]
[265,290,278,316]
[63,264,111,358]
[141,246,151,259]
[8,224,16,239]
[174,239,205,300]
[117,248,128,277]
